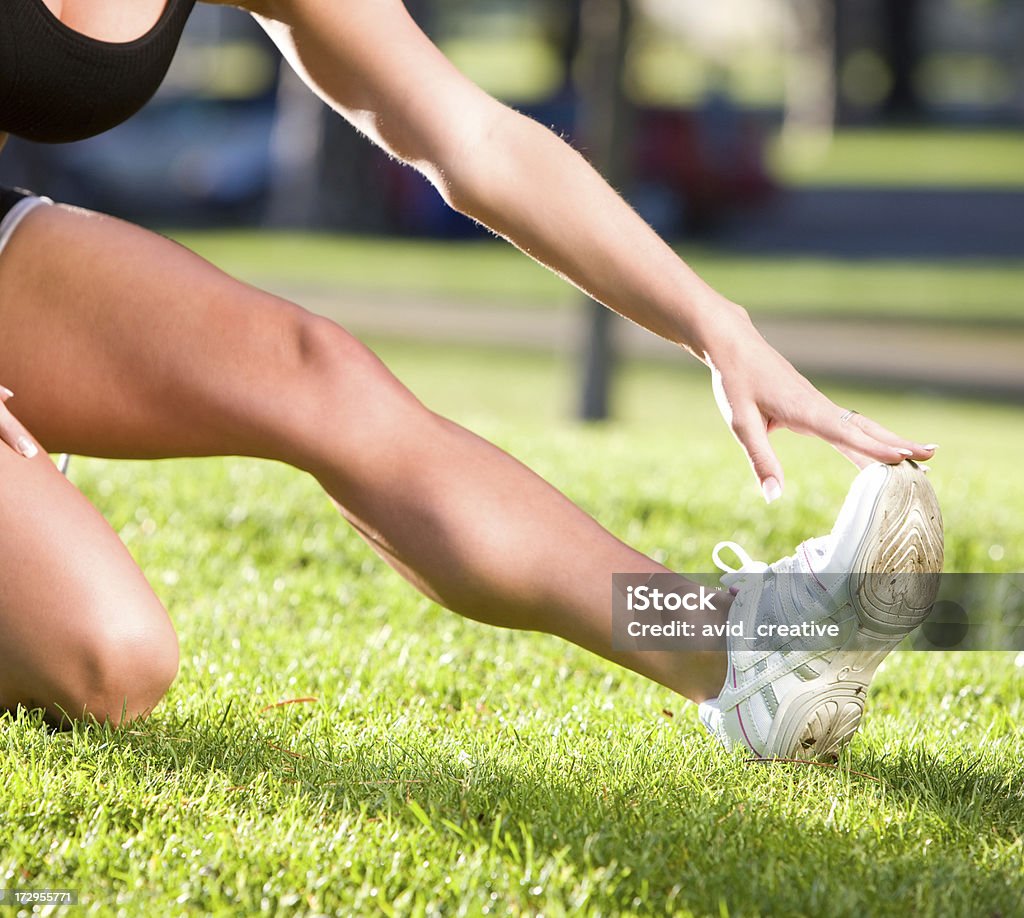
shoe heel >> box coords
[770,678,870,760]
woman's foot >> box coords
[699,460,943,760]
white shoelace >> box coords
[712,540,769,589]
[713,537,833,587]
[711,536,842,654]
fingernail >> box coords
[896,448,913,457]
[16,437,37,458]
[0,386,12,399]
[923,444,940,451]
[762,476,782,504]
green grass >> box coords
[3,342,1022,915]
[172,231,1024,325]
[770,128,1024,189]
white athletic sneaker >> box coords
[699,460,943,760]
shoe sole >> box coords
[764,461,944,760]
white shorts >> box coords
[0,187,54,257]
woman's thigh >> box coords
[0,199,412,465]
[0,444,178,724]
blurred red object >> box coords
[633,103,776,232]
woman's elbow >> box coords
[407,103,520,218]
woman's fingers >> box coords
[0,388,40,458]
[709,359,787,503]
[729,406,786,504]
[850,413,937,460]
[811,397,935,466]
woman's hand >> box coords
[703,306,936,503]
[0,387,40,458]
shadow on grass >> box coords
[51,708,1024,917]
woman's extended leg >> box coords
[0,202,727,709]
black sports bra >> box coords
[0,0,197,144]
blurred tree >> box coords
[781,0,838,147]
[880,0,923,117]
[559,0,585,90]
[576,0,633,422]
[832,0,928,122]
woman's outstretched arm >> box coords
[223,0,936,500]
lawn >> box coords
[2,341,1021,915]
[769,128,1024,190]
[172,231,1024,326]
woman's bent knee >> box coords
[82,617,179,726]
[42,612,179,728]
[0,443,179,729]
[258,310,430,469]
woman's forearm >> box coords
[446,107,744,359]
[245,0,742,362]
